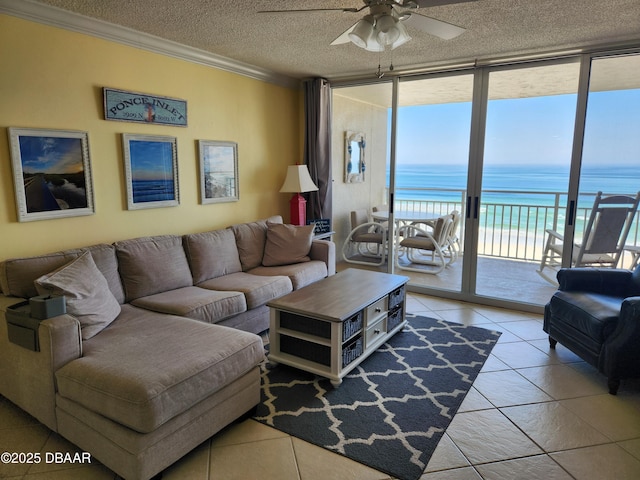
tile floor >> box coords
[2,293,640,479]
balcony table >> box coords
[371,210,440,226]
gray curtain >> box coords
[304,77,332,222]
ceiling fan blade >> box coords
[330,23,358,45]
[257,7,362,14]
[408,0,477,7]
[403,12,465,40]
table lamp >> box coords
[279,165,318,226]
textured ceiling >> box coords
[21,0,640,81]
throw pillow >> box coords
[231,215,283,271]
[35,251,121,340]
[262,222,314,267]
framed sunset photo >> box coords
[122,134,179,210]
[8,127,95,222]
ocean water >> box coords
[391,163,640,208]
[132,179,175,203]
[390,163,640,255]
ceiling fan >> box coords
[259,0,476,52]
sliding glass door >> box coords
[389,61,582,305]
[393,73,474,293]
[332,49,640,311]
[574,53,640,269]
[473,61,581,305]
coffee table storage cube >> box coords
[268,270,408,387]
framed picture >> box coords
[345,130,366,183]
[122,134,179,210]
[7,127,95,222]
[198,140,239,204]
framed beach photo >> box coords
[198,140,239,204]
[7,127,95,222]
[122,134,179,210]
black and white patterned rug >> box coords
[254,314,501,480]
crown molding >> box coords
[0,0,301,89]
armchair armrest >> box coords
[310,239,335,276]
[0,304,82,431]
[601,296,640,380]
[557,268,632,295]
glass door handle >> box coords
[568,200,576,226]
[467,196,479,219]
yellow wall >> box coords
[0,15,301,260]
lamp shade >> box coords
[279,165,319,193]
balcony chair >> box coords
[409,210,461,265]
[342,209,388,266]
[538,191,640,284]
[543,265,640,394]
[372,204,389,229]
[395,214,454,274]
[449,210,462,259]
[439,209,461,264]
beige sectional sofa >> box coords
[0,215,335,480]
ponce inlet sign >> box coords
[104,88,187,127]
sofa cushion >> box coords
[115,235,193,302]
[183,229,242,284]
[0,244,126,304]
[35,252,121,340]
[262,222,314,267]
[55,305,264,433]
[130,286,246,323]
[0,250,78,298]
[231,216,283,271]
[198,272,292,310]
[249,261,328,290]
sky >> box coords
[203,144,235,176]
[129,140,175,181]
[395,88,640,168]
[19,136,84,174]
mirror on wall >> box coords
[344,131,366,183]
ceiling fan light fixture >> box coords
[348,16,374,49]
[389,21,411,49]
[364,39,385,52]
[375,14,400,46]
[345,8,413,52]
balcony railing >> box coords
[394,188,640,268]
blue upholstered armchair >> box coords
[543,266,640,394]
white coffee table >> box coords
[267,269,408,387]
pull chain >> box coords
[376,49,384,78]
[375,46,396,78]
